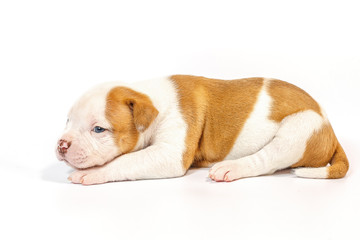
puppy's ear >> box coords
[126,98,159,132]
[106,87,159,133]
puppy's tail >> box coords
[293,143,349,179]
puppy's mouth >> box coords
[56,152,89,169]
[62,159,90,170]
[76,153,123,170]
[58,152,123,170]
[56,155,67,163]
[57,155,85,165]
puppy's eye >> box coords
[93,126,106,133]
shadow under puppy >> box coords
[55,75,349,185]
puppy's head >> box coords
[55,84,158,169]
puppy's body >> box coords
[56,75,349,184]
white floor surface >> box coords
[1,1,360,239]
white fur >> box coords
[210,79,325,181]
[225,80,279,161]
[292,108,330,179]
[107,77,188,179]
[57,82,120,169]
[210,110,325,180]
[62,76,330,184]
[293,167,328,179]
[67,77,188,183]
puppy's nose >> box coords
[57,139,72,155]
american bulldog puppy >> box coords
[56,75,349,185]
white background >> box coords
[0,0,359,239]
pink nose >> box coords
[57,139,72,155]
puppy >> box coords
[56,75,349,185]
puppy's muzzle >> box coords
[57,139,72,156]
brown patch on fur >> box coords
[270,79,349,178]
[328,143,349,178]
[292,123,349,178]
[268,80,322,122]
[106,87,159,153]
[292,123,337,168]
[170,75,264,170]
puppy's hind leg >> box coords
[209,110,324,182]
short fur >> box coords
[56,75,349,185]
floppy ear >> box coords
[106,86,159,133]
[126,98,159,132]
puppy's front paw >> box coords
[68,169,107,185]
